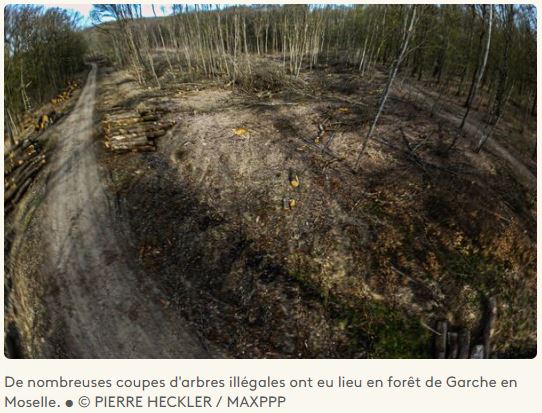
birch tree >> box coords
[460,5,493,130]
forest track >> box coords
[42,64,210,358]
[400,83,536,192]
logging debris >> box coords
[50,79,79,105]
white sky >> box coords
[47,4,174,27]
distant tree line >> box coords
[90,4,536,120]
[4,5,87,143]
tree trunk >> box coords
[460,5,493,130]
[355,5,417,169]
[475,83,513,152]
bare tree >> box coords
[460,5,493,130]
[354,5,418,170]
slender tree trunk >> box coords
[475,84,513,152]
[460,5,493,130]
[355,5,418,169]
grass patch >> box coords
[340,300,432,358]
[439,248,508,296]
[288,269,431,358]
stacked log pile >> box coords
[5,138,46,214]
[102,107,174,152]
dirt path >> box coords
[43,64,210,358]
[400,82,536,192]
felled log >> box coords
[108,125,156,135]
[147,129,166,139]
[5,177,34,215]
[107,128,166,141]
[434,320,447,359]
[104,119,166,134]
[111,146,156,153]
[133,144,157,152]
[106,126,145,136]
[138,105,172,116]
[5,139,38,161]
[4,138,35,162]
[141,114,159,122]
[104,112,140,121]
[110,141,154,151]
[109,134,148,143]
[5,154,46,190]
[5,157,46,205]
[105,112,159,122]
[104,118,142,128]
[5,146,40,176]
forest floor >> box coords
[5,58,537,358]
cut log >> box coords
[132,144,156,152]
[4,139,35,162]
[138,106,172,116]
[5,158,45,205]
[111,144,156,153]
[104,112,140,121]
[114,125,162,135]
[5,177,34,211]
[104,117,141,124]
[457,328,471,359]
[4,144,38,169]
[141,114,159,122]
[5,154,46,190]
[5,147,39,176]
[434,320,447,359]
[147,129,166,139]
[109,135,148,144]
[104,123,172,136]
[110,141,153,151]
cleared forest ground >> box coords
[91,59,535,358]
